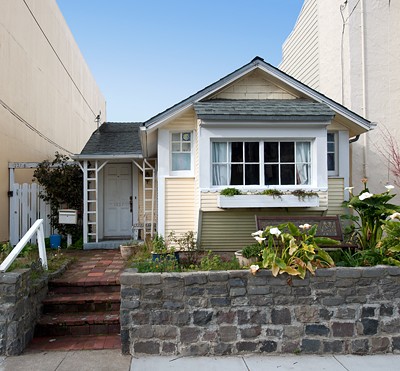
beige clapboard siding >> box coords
[210,70,297,100]
[164,110,196,130]
[165,178,196,236]
[327,178,345,216]
[200,209,326,252]
[280,0,319,89]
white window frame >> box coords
[211,139,312,187]
[169,131,193,176]
[327,131,338,176]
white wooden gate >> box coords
[9,183,52,245]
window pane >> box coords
[231,142,243,162]
[172,143,180,152]
[265,164,279,185]
[182,142,191,152]
[328,153,335,171]
[212,164,227,185]
[231,164,243,185]
[281,164,295,185]
[245,142,259,162]
[296,142,310,162]
[327,143,335,152]
[172,153,190,171]
[327,133,334,141]
[296,164,311,185]
[172,133,180,141]
[212,142,227,162]
[182,132,191,141]
[281,142,294,162]
[245,164,259,185]
[264,142,278,162]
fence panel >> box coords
[9,183,52,245]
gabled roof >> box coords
[194,99,335,121]
[143,56,373,133]
[76,122,143,159]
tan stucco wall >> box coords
[0,0,106,241]
[280,0,400,194]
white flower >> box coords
[251,230,263,237]
[389,212,400,220]
[299,224,312,230]
[249,264,260,275]
[270,227,281,237]
[254,236,266,244]
[345,186,354,193]
[359,192,373,201]
[385,185,395,191]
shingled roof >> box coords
[194,99,335,121]
[79,122,143,157]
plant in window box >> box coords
[291,189,318,201]
[259,189,284,199]
[235,243,262,267]
[149,233,179,262]
[220,187,242,196]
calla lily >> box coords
[254,236,266,244]
[345,186,354,194]
[270,227,281,237]
[299,224,311,230]
[385,185,395,191]
[359,192,373,200]
[251,230,263,237]
[249,264,259,275]
[389,212,400,220]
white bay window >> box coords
[212,140,312,187]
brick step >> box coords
[48,281,120,294]
[42,292,121,313]
[34,311,120,337]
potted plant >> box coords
[234,243,262,267]
[120,240,142,260]
[150,233,179,262]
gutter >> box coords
[349,135,360,143]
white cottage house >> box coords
[74,57,374,251]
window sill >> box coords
[217,194,320,208]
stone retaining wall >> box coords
[0,269,48,355]
[120,266,400,356]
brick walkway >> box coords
[27,249,126,352]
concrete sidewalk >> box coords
[1,350,400,371]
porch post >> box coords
[82,160,88,244]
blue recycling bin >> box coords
[50,234,62,249]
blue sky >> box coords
[56,0,304,122]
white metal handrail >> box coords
[0,219,47,272]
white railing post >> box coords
[37,222,47,270]
[0,219,48,272]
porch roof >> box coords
[194,99,335,121]
[76,122,143,159]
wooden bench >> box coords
[255,215,357,250]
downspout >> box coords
[360,0,369,178]
[349,135,360,143]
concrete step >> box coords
[35,311,120,337]
[43,292,121,313]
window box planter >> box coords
[217,194,319,208]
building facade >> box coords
[280,0,400,193]
[0,0,106,241]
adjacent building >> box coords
[280,0,400,193]
[0,0,106,241]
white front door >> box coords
[104,163,132,237]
